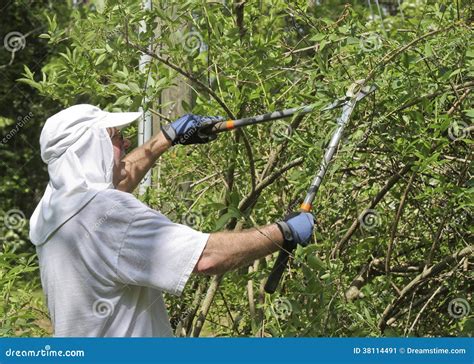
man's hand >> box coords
[276,212,315,249]
[161,114,223,145]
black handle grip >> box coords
[264,241,295,294]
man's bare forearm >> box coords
[194,224,284,275]
[116,131,172,193]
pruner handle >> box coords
[264,240,295,294]
[264,203,312,294]
[199,117,225,129]
[197,118,224,139]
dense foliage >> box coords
[1,0,472,337]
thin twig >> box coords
[365,25,456,83]
[128,42,236,119]
[384,81,473,118]
[240,130,256,194]
[331,163,412,258]
[379,245,473,332]
[239,157,304,213]
[407,284,444,335]
[386,171,416,273]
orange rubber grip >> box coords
[226,120,235,130]
[300,202,312,212]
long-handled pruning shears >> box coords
[264,82,376,294]
[198,82,375,137]
[198,81,376,293]
[198,103,321,134]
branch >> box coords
[386,171,416,272]
[345,258,376,301]
[386,286,449,329]
[385,81,474,118]
[192,274,224,337]
[345,258,423,301]
[379,245,473,332]
[365,25,456,83]
[426,160,470,267]
[234,0,246,40]
[129,42,236,119]
[191,157,303,337]
[239,157,304,213]
[258,112,307,182]
[247,259,259,334]
[241,130,256,194]
[407,284,445,335]
[447,88,472,115]
[331,163,412,258]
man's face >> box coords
[107,127,131,187]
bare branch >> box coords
[331,163,412,258]
[129,42,236,119]
[365,25,456,83]
[379,245,473,332]
[239,157,304,213]
[386,171,416,273]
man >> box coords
[29,104,314,337]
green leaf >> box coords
[114,83,130,91]
[128,82,141,94]
[424,43,433,57]
[95,53,107,66]
[214,210,240,230]
[464,109,474,119]
[16,78,41,90]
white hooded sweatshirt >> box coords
[29,105,209,336]
[29,104,141,245]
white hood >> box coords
[29,104,141,246]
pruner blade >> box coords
[354,85,377,102]
[321,83,376,112]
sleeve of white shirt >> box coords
[116,206,209,296]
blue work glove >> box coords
[276,212,315,249]
[161,114,223,145]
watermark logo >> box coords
[448,298,470,319]
[181,212,203,228]
[92,299,115,318]
[1,112,34,145]
[359,208,381,231]
[359,33,382,52]
[272,297,292,320]
[4,31,26,53]
[180,31,204,54]
[107,29,120,40]
[448,121,470,141]
[5,345,85,358]
[3,209,26,231]
[92,203,120,231]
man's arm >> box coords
[194,212,315,275]
[116,114,221,193]
[116,131,172,193]
[193,224,284,275]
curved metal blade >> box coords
[355,85,377,102]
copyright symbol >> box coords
[399,347,405,354]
